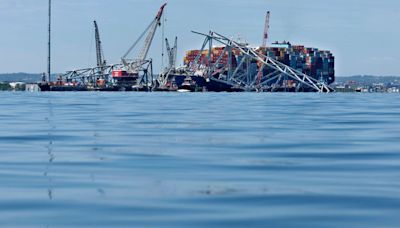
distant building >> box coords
[25,84,40,92]
[9,82,26,90]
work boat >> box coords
[177,76,195,92]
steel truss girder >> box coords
[61,60,154,87]
[191,31,334,93]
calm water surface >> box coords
[0,92,399,227]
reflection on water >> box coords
[44,99,54,201]
[0,92,399,228]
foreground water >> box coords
[0,92,399,227]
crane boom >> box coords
[137,3,167,61]
[262,11,270,48]
[172,37,177,68]
[257,11,270,86]
[94,20,106,68]
[122,3,167,64]
[165,37,178,69]
[165,38,172,67]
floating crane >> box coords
[40,3,166,91]
[122,3,167,73]
[157,37,178,88]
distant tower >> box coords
[262,11,270,48]
[47,0,51,82]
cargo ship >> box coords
[265,41,335,84]
[177,41,335,92]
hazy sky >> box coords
[0,0,399,76]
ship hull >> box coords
[38,83,88,91]
[173,75,244,92]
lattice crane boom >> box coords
[262,11,270,48]
[94,20,106,68]
[165,37,178,69]
[138,3,167,61]
[165,38,172,67]
[172,37,178,68]
[257,11,270,85]
[122,3,167,65]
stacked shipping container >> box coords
[183,42,335,84]
[184,47,241,68]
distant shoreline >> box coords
[1,74,399,93]
[1,73,399,84]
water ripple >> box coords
[0,92,399,227]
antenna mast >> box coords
[47,0,51,82]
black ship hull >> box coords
[174,75,244,92]
[38,83,88,92]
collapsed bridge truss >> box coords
[190,31,334,93]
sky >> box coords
[0,0,399,76]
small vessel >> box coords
[177,76,195,92]
[111,70,139,91]
[174,73,244,92]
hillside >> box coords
[0,73,43,83]
[335,75,400,84]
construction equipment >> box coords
[94,20,106,69]
[256,11,270,86]
[47,0,52,82]
[93,20,107,88]
[165,37,178,69]
[156,37,178,89]
[262,11,270,48]
[104,3,167,90]
[121,3,167,73]
[43,4,166,91]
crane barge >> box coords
[112,3,166,91]
[39,3,167,92]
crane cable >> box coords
[122,21,154,59]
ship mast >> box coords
[47,0,52,82]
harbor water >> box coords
[0,92,399,227]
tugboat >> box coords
[177,76,195,92]
[173,71,245,92]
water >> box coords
[0,92,399,227]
